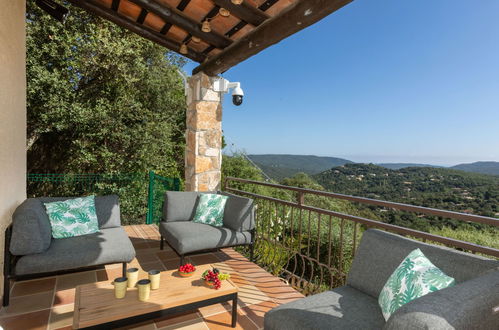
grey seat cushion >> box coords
[39,195,121,229]
[264,285,385,330]
[347,229,499,298]
[10,199,52,255]
[384,267,499,330]
[162,191,200,222]
[15,227,136,275]
[159,221,251,255]
[220,191,255,232]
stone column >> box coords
[184,72,223,192]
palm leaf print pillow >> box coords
[378,248,455,321]
[44,196,100,239]
[192,194,228,227]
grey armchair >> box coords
[159,191,255,265]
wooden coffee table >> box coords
[73,264,238,329]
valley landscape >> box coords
[246,154,499,248]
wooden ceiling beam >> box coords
[193,0,354,76]
[128,0,232,49]
[68,0,206,63]
[211,0,269,26]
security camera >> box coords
[232,85,244,106]
[213,78,244,106]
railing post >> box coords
[297,192,304,205]
[146,171,155,224]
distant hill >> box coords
[377,163,443,170]
[313,163,499,224]
[248,154,353,181]
[451,161,499,176]
[248,154,499,181]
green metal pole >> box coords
[146,171,155,224]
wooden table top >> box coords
[73,264,237,329]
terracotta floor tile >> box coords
[11,277,56,297]
[146,240,160,248]
[242,300,278,328]
[203,310,257,330]
[189,253,221,266]
[0,309,50,330]
[116,320,157,330]
[135,252,161,263]
[56,271,97,291]
[160,258,182,270]
[227,273,250,287]
[1,291,53,316]
[159,318,209,330]
[137,260,166,273]
[237,284,270,308]
[156,250,180,261]
[133,242,151,249]
[155,311,200,328]
[53,288,75,307]
[197,302,231,318]
[48,303,74,330]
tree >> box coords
[26,0,186,177]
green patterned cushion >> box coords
[44,196,100,239]
[192,194,228,227]
[379,248,455,321]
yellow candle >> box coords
[113,277,127,299]
[126,268,139,288]
[148,270,161,290]
[137,279,151,302]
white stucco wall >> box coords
[0,0,27,296]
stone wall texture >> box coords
[185,72,222,192]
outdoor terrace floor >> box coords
[0,224,303,330]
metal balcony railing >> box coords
[224,177,499,295]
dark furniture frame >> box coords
[3,225,127,306]
[160,228,256,266]
[78,292,238,329]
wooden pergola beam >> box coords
[128,0,232,49]
[68,0,206,63]
[193,0,354,76]
[211,0,269,26]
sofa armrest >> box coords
[10,199,52,255]
[384,267,499,330]
[220,192,255,232]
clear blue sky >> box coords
[185,0,499,166]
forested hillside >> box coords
[248,154,353,180]
[451,161,499,176]
[312,164,499,242]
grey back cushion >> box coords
[38,195,121,229]
[163,191,200,222]
[220,191,255,232]
[10,198,52,255]
[347,229,499,298]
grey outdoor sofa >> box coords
[3,195,136,306]
[159,191,255,265]
[265,229,499,330]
